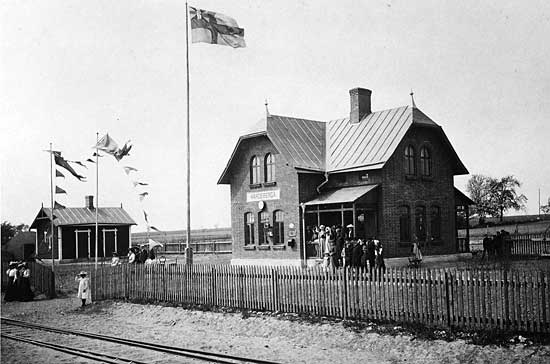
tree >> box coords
[540,197,550,214]
[466,174,527,222]
[1,221,29,245]
[488,175,527,221]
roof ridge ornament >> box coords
[410,90,417,108]
[265,99,271,118]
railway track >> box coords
[1,317,281,364]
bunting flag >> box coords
[55,186,67,194]
[54,154,86,181]
[94,133,119,155]
[92,152,103,157]
[54,201,66,209]
[114,140,132,161]
[189,7,246,48]
[55,170,65,178]
[143,211,149,223]
[123,166,138,175]
[150,226,161,232]
[138,192,149,202]
[86,158,95,163]
[133,181,149,187]
[68,160,87,168]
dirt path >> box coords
[1,297,548,364]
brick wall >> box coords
[229,136,302,261]
[380,125,457,258]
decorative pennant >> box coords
[123,166,138,175]
[143,210,149,223]
[133,181,149,187]
[138,192,149,202]
[56,170,65,178]
[55,186,67,194]
[86,158,95,163]
[150,226,161,232]
[54,201,66,209]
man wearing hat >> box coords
[75,271,91,307]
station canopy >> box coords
[304,184,378,206]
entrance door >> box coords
[77,231,89,259]
[355,209,377,240]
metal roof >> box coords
[454,187,475,206]
[31,207,136,228]
[304,184,379,206]
[267,115,325,171]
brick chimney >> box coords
[349,88,372,124]
[85,195,94,209]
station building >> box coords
[30,196,136,262]
[218,88,472,266]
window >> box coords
[404,145,416,175]
[420,147,432,176]
[244,213,255,245]
[250,156,260,184]
[430,206,441,240]
[399,206,411,242]
[273,210,284,245]
[415,206,426,241]
[258,211,270,245]
[264,153,275,183]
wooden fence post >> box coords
[445,270,452,330]
[343,267,348,320]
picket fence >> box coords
[1,261,55,298]
[511,233,550,257]
[91,263,549,334]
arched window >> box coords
[404,145,416,175]
[420,147,431,176]
[250,156,260,184]
[264,153,275,183]
[258,211,270,245]
[399,206,411,242]
[244,212,255,245]
[273,210,284,245]
[430,206,441,240]
[415,206,426,241]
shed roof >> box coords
[30,207,136,228]
[304,184,379,206]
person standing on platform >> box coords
[75,271,92,307]
[18,262,34,301]
[374,240,386,273]
[4,262,19,302]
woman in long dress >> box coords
[4,262,19,302]
[18,262,34,301]
[75,271,92,307]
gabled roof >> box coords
[30,207,136,228]
[218,103,468,184]
[218,115,325,184]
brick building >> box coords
[30,196,136,262]
[218,88,472,266]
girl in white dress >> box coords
[75,271,92,307]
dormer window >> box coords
[264,153,275,183]
[250,156,260,184]
[420,146,431,176]
[404,145,416,175]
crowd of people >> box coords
[481,229,512,260]
[4,261,34,302]
[306,225,386,272]
[125,246,157,265]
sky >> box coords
[1,0,549,232]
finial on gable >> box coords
[410,89,417,108]
[265,99,271,117]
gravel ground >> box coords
[1,296,549,364]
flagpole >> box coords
[185,1,193,265]
[95,132,99,270]
[49,143,55,274]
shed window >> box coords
[404,145,416,175]
[264,153,275,183]
[258,211,270,245]
[273,210,284,245]
[244,212,255,245]
[420,147,432,176]
[399,206,411,242]
[431,206,441,240]
[250,156,260,184]
[415,206,426,241]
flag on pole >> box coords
[55,186,67,194]
[133,181,149,187]
[150,226,161,232]
[86,158,95,163]
[138,192,149,202]
[94,133,119,155]
[54,155,86,181]
[69,160,87,168]
[143,211,149,223]
[115,140,132,161]
[56,170,65,178]
[189,7,246,48]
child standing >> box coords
[75,271,91,307]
